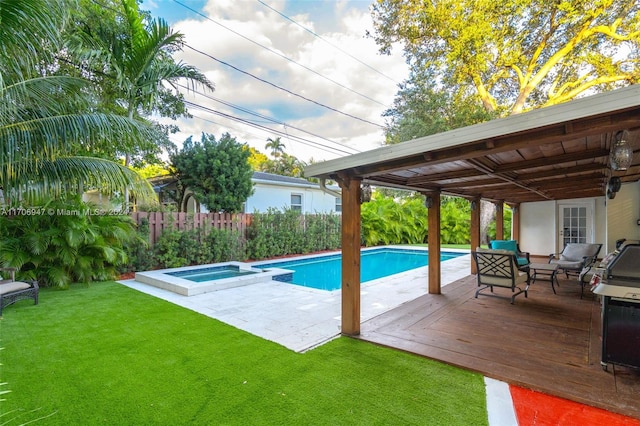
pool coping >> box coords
[134,261,293,296]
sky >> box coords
[140,0,409,162]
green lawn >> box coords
[1,282,487,425]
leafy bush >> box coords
[361,195,427,246]
[153,229,188,268]
[120,217,153,273]
[245,209,341,260]
[0,197,139,288]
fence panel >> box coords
[130,212,252,245]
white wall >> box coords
[520,183,640,257]
[244,182,340,214]
[605,181,640,251]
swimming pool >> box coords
[134,247,466,296]
[253,247,464,291]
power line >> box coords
[184,44,385,129]
[256,0,400,86]
[176,83,361,155]
[171,0,390,108]
[183,100,357,157]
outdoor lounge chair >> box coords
[548,243,602,279]
[489,240,530,268]
[0,267,39,315]
[472,248,530,304]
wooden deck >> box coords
[358,273,640,420]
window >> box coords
[335,197,342,212]
[291,194,302,211]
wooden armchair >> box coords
[0,267,39,315]
[472,248,530,304]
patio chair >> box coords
[472,248,530,304]
[489,240,530,268]
[0,267,39,315]
[548,243,602,280]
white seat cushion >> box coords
[0,281,31,295]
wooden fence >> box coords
[131,212,252,246]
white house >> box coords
[149,172,341,214]
[244,172,341,214]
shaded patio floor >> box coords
[358,273,640,420]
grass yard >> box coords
[1,282,487,425]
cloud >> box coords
[146,0,408,162]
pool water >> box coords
[168,265,258,282]
[255,248,464,291]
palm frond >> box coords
[1,157,157,206]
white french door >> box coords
[557,202,594,251]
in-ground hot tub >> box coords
[134,262,292,296]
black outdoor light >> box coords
[360,183,371,204]
[607,176,622,199]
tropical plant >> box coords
[0,197,141,288]
[0,0,158,205]
[69,0,215,167]
[265,137,286,158]
[361,194,428,246]
[170,133,254,213]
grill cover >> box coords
[593,244,640,300]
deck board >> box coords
[358,274,640,419]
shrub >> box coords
[0,196,139,288]
[361,195,427,246]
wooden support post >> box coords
[511,204,521,242]
[495,201,504,241]
[426,192,441,294]
[470,198,481,274]
[337,175,361,336]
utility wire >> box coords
[184,100,357,156]
[172,0,390,108]
[185,44,385,129]
[176,83,361,155]
[256,0,400,85]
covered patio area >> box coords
[304,85,640,418]
[359,273,640,419]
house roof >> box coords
[149,172,338,192]
[252,171,313,186]
[305,85,640,204]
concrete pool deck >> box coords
[119,248,471,353]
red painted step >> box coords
[509,385,640,426]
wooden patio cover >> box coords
[304,85,640,335]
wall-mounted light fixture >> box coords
[360,183,371,204]
[607,176,622,200]
[610,130,633,171]
[424,195,433,209]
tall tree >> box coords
[265,137,286,158]
[383,76,495,144]
[371,0,640,115]
[0,0,157,205]
[170,133,254,213]
[71,0,215,167]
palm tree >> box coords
[265,137,286,158]
[73,0,215,167]
[0,0,158,205]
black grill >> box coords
[593,243,640,370]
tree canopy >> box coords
[170,133,254,213]
[0,0,157,205]
[68,0,215,167]
[371,0,640,115]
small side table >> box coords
[529,263,560,294]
